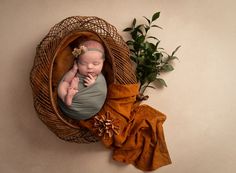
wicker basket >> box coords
[30,16,137,143]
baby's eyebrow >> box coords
[78,60,87,64]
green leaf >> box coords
[131,30,138,40]
[152,52,161,61]
[152,12,160,22]
[133,42,141,51]
[169,56,179,61]
[130,49,136,54]
[158,47,164,50]
[151,24,163,29]
[143,16,151,24]
[132,18,136,27]
[161,64,174,72]
[146,85,156,89]
[144,25,150,33]
[146,42,156,52]
[130,55,137,62]
[155,78,167,87]
[136,35,145,44]
[147,36,159,41]
[147,72,158,82]
[126,40,134,45]
[143,64,155,70]
[171,45,181,56]
[155,41,160,49]
[123,27,133,32]
[136,28,144,35]
[135,24,144,30]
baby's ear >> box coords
[74,58,79,64]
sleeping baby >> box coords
[57,39,107,120]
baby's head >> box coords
[72,40,105,77]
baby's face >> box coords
[77,51,104,77]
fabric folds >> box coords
[79,83,171,171]
[58,73,107,120]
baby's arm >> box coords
[58,61,78,103]
[84,74,97,87]
[65,77,79,106]
[62,61,78,83]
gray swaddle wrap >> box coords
[58,73,107,120]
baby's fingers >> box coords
[84,77,91,83]
[87,74,94,79]
[84,76,95,86]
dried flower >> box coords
[94,111,120,138]
[72,45,87,57]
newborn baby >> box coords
[57,39,107,120]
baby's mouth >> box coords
[87,72,95,76]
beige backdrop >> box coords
[1,0,236,173]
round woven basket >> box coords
[30,16,137,143]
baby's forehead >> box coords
[79,51,104,60]
[82,40,104,49]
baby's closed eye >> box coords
[93,62,101,65]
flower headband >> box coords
[72,45,104,58]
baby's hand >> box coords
[70,77,79,91]
[84,74,96,87]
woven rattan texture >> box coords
[30,16,137,143]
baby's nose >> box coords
[87,64,93,69]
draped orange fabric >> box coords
[79,83,171,171]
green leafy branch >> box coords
[123,11,180,95]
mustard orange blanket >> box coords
[79,83,171,171]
